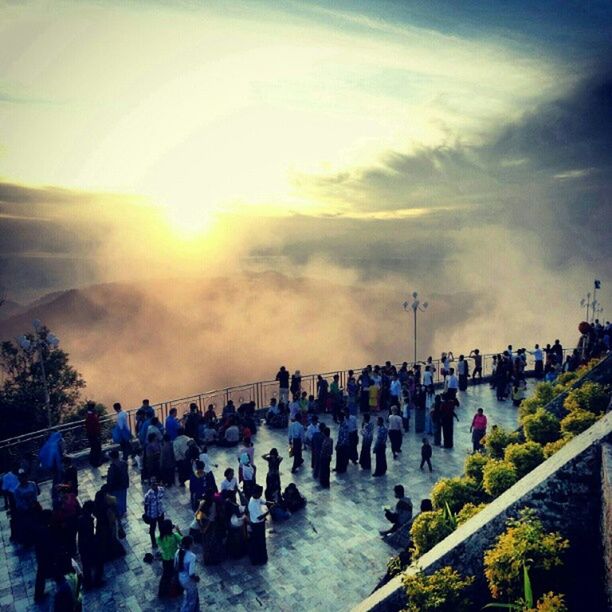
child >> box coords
[420,438,433,472]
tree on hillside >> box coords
[0,326,86,440]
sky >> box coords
[0,0,611,400]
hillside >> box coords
[0,273,551,409]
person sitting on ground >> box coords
[203,404,218,427]
[282,483,306,513]
[380,485,413,537]
[220,418,240,447]
[266,398,280,425]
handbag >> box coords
[142,513,152,525]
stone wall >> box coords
[602,443,612,609]
[354,411,612,611]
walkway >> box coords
[0,381,530,612]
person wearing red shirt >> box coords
[85,402,102,467]
[470,408,488,453]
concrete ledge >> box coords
[601,442,612,609]
[354,411,612,611]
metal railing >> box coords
[0,348,571,469]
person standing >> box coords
[165,408,181,442]
[288,416,305,473]
[160,433,177,487]
[316,375,329,413]
[387,408,403,460]
[445,368,459,399]
[107,449,129,518]
[373,417,388,477]
[173,428,193,487]
[276,366,290,405]
[157,519,182,599]
[113,402,132,461]
[247,485,269,565]
[440,394,460,449]
[13,470,40,545]
[311,423,324,478]
[85,402,102,467]
[78,500,104,590]
[330,374,342,422]
[334,413,350,473]
[262,449,283,501]
[469,349,482,384]
[457,356,469,391]
[144,478,165,549]
[347,412,359,465]
[420,438,433,472]
[319,427,333,488]
[358,369,371,414]
[175,536,199,612]
[359,414,373,470]
[470,408,488,453]
[530,344,544,379]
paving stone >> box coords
[0,382,527,610]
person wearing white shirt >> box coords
[389,377,401,407]
[530,344,544,379]
[247,485,269,565]
[220,468,238,494]
[175,536,199,610]
[445,368,459,399]
[422,366,434,391]
[113,402,132,460]
[387,408,403,460]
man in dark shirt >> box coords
[380,485,413,536]
[276,366,290,404]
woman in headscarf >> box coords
[39,432,64,484]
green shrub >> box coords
[533,382,556,404]
[533,591,568,611]
[483,508,569,601]
[402,566,474,612]
[431,477,481,514]
[543,436,571,458]
[482,460,518,498]
[522,408,560,444]
[560,408,598,436]
[456,502,487,525]
[519,396,542,420]
[410,510,455,558]
[464,453,489,483]
[564,382,609,414]
[504,441,545,479]
[484,426,521,459]
[554,371,579,388]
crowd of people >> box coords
[1,329,605,611]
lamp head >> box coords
[18,336,31,351]
[423,302,429,309]
[412,291,418,299]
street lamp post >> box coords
[580,293,591,322]
[17,319,60,428]
[403,292,428,364]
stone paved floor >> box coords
[0,382,532,612]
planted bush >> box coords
[464,452,489,483]
[483,508,569,601]
[456,502,486,525]
[431,477,480,514]
[533,591,568,611]
[402,566,474,612]
[522,408,560,444]
[560,408,598,436]
[504,441,545,479]
[482,460,518,498]
[564,381,609,414]
[484,426,521,459]
[410,510,455,558]
[543,436,571,458]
